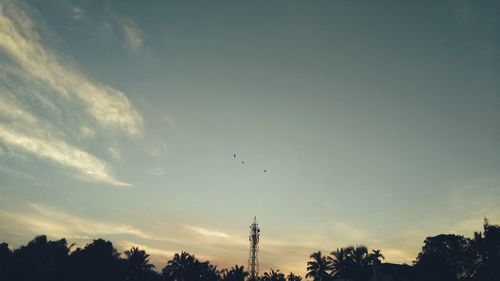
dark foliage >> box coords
[412,219,500,281]
[0,219,499,281]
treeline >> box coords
[0,219,499,281]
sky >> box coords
[0,0,499,276]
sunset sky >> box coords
[0,0,499,276]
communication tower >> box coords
[248,216,260,280]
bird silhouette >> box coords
[233,154,236,158]
[264,169,267,173]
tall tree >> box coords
[473,219,500,281]
[351,245,369,267]
[12,235,70,281]
[262,269,285,281]
[0,243,12,281]
[69,238,125,281]
[286,272,302,281]
[124,247,155,281]
[367,249,384,265]
[328,247,354,278]
[415,234,470,281]
[306,251,333,281]
[162,252,198,281]
[200,263,221,281]
[222,265,248,281]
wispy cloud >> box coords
[0,204,156,240]
[0,1,146,186]
[119,241,177,258]
[0,95,127,186]
[0,1,143,135]
[0,95,37,126]
[329,219,367,241]
[108,146,122,161]
[79,126,96,138]
[0,125,127,186]
[122,19,143,52]
[71,6,83,20]
[187,226,231,239]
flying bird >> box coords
[233,154,236,158]
[242,161,245,164]
[264,169,267,173]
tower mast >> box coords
[248,216,260,280]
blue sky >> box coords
[0,0,499,275]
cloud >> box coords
[187,226,231,239]
[108,146,122,161]
[79,126,96,138]
[0,204,156,241]
[0,95,37,126]
[0,123,128,187]
[72,6,83,20]
[0,1,143,135]
[329,219,367,241]
[122,19,143,52]
[0,93,128,186]
[382,248,414,264]
[0,1,145,186]
[119,241,177,258]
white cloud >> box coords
[0,1,143,135]
[187,226,231,239]
[0,1,145,186]
[0,95,37,125]
[0,204,156,240]
[72,7,83,20]
[0,123,128,186]
[0,95,127,186]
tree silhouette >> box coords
[367,249,384,265]
[0,218,499,281]
[162,252,198,281]
[0,242,12,280]
[262,269,285,281]
[199,263,221,281]
[350,245,369,267]
[125,247,157,281]
[11,235,70,281]
[472,219,500,281]
[69,238,125,281]
[306,251,333,281]
[328,247,354,278]
[161,251,219,281]
[414,234,472,281]
[286,272,302,281]
[222,265,248,281]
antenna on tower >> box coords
[248,216,260,281]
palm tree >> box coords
[222,265,248,281]
[328,247,354,278]
[286,272,302,281]
[263,269,285,281]
[367,250,384,265]
[125,246,155,272]
[162,252,198,281]
[306,251,333,281]
[200,263,221,281]
[351,245,369,266]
